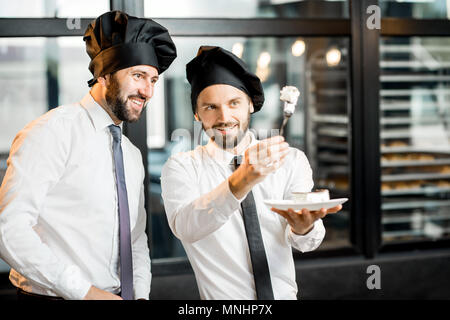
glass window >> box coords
[0,38,48,153]
[380,37,450,243]
[147,36,352,259]
[0,36,93,271]
[380,0,450,19]
[0,0,109,18]
[144,0,349,18]
[0,37,92,154]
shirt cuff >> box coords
[134,282,150,300]
[54,265,92,300]
[289,219,326,253]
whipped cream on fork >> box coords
[280,86,300,115]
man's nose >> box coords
[217,105,231,121]
[139,79,154,100]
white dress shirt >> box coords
[0,93,151,300]
[161,131,325,300]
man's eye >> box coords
[151,78,158,84]
[133,73,142,79]
[230,100,239,106]
[206,105,216,110]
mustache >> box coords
[212,122,239,129]
[128,94,148,102]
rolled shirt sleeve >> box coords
[288,219,326,253]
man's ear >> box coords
[97,75,109,87]
[194,113,200,122]
[249,101,254,114]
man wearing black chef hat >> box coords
[161,46,341,300]
[0,11,176,300]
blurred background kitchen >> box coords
[0,0,449,299]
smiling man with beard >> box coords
[104,69,152,123]
[160,46,341,300]
[0,11,176,300]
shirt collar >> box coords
[80,92,123,132]
[205,130,258,166]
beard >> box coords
[104,74,146,123]
[203,110,251,150]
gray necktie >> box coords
[109,125,133,300]
[232,155,274,300]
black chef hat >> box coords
[186,46,264,114]
[84,11,177,87]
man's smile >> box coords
[128,96,146,112]
[213,123,238,134]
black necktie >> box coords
[232,155,274,300]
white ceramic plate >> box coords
[264,198,348,211]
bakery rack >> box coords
[306,38,450,244]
